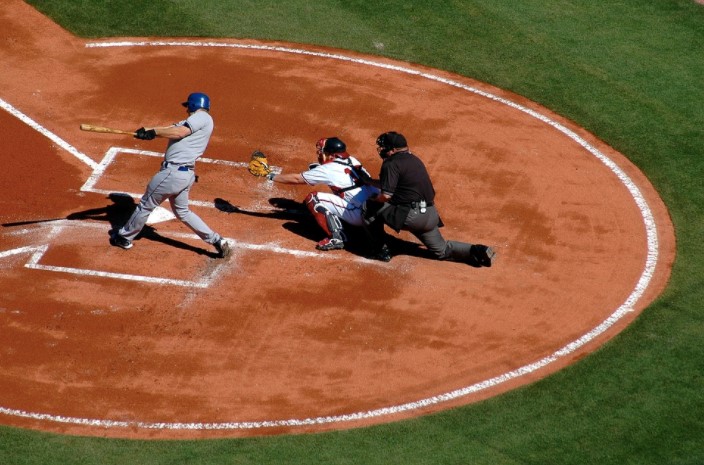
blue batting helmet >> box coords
[182,92,210,112]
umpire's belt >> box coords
[162,161,194,171]
[408,200,433,214]
[410,201,433,209]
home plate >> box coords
[146,206,175,225]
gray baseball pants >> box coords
[119,165,220,244]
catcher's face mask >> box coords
[316,138,327,164]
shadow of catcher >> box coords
[214,197,450,262]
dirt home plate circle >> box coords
[0,1,674,439]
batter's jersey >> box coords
[301,156,379,206]
[164,110,214,165]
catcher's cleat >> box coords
[316,237,345,251]
[109,232,133,250]
[368,244,392,262]
[472,245,496,267]
[213,238,231,259]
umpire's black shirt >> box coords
[380,150,436,205]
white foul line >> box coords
[0,98,98,170]
[0,40,661,432]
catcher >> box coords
[248,137,379,251]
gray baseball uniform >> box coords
[118,110,222,246]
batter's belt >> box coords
[162,161,194,171]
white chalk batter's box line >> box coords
[4,222,222,288]
[0,134,381,291]
[81,146,282,209]
[2,221,383,289]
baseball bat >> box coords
[80,123,135,136]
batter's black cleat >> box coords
[368,244,392,262]
[213,238,231,259]
[109,231,133,250]
[472,245,496,267]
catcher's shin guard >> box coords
[305,192,331,236]
[305,192,346,241]
[325,211,347,242]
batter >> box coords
[109,92,230,258]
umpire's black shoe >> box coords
[109,231,133,250]
[472,245,496,267]
[213,238,231,259]
[368,244,392,262]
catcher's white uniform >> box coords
[301,156,379,227]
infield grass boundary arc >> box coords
[0,39,660,432]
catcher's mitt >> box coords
[248,150,271,177]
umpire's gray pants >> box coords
[119,167,219,244]
[404,205,473,261]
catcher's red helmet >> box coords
[316,137,348,158]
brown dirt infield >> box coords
[0,0,675,439]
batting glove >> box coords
[135,127,157,140]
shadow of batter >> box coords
[2,192,136,229]
[3,193,220,258]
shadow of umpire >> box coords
[214,197,444,262]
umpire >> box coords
[363,131,496,266]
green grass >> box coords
[11,0,704,463]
